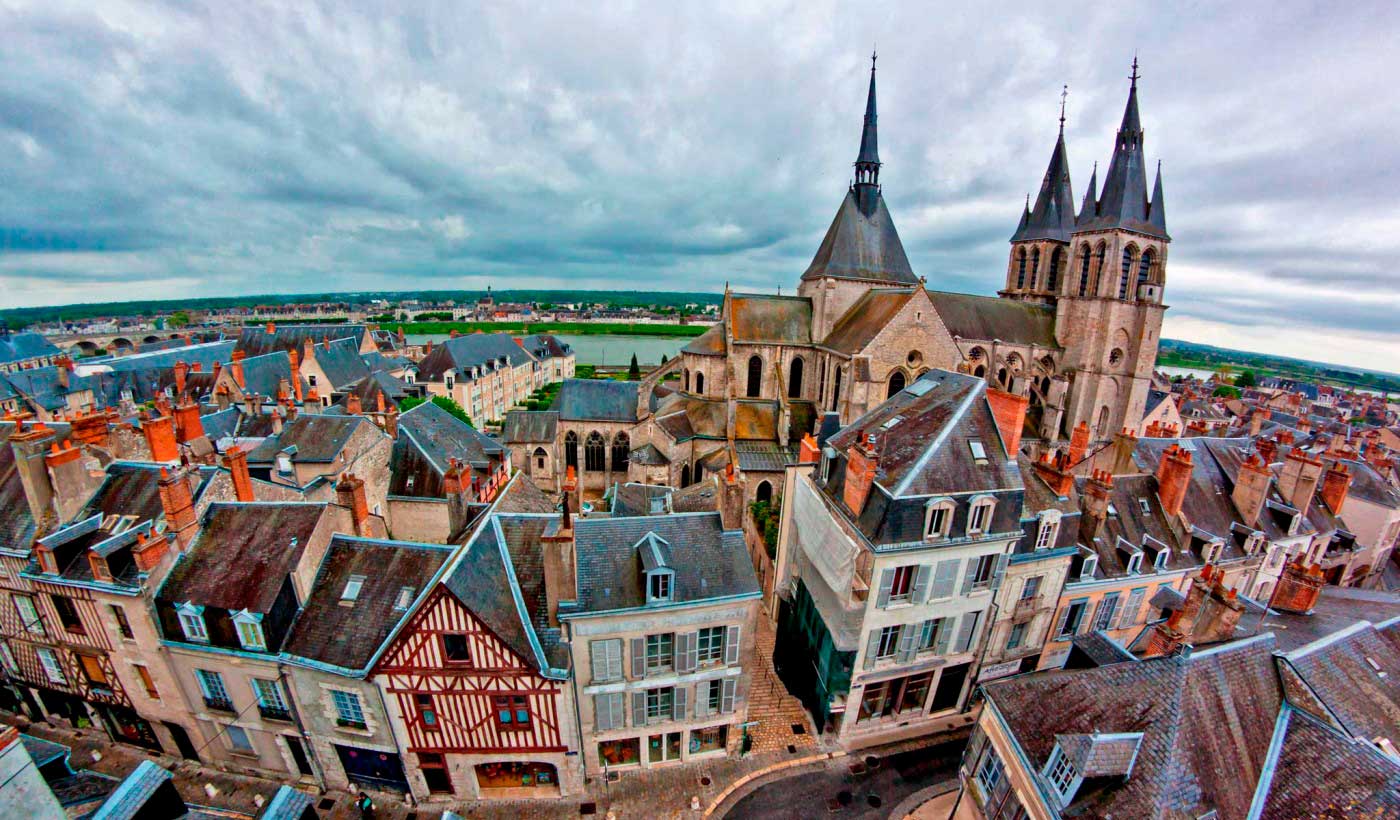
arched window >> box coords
[788,357,804,398]
[817,358,827,403]
[1138,249,1154,290]
[1094,243,1107,293]
[694,462,704,483]
[1078,244,1092,296]
[756,480,773,504]
[887,370,906,398]
[1096,406,1111,438]
[533,447,547,471]
[973,365,986,378]
[1119,247,1135,300]
[585,431,606,472]
[611,432,630,471]
[831,367,843,411]
[680,464,691,487]
[1015,248,1027,289]
[683,368,690,391]
[746,355,762,398]
[694,372,704,395]
[564,431,579,470]
[1029,248,1040,289]
[997,367,1009,388]
[1047,247,1062,293]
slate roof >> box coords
[502,411,558,443]
[91,760,178,820]
[261,786,318,820]
[416,333,536,381]
[282,535,451,671]
[552,379,640,423]
[1258,707,1400,818]
[1341,458,1400,507]
[1011,127,1076,243]
[800,188,919,285]
[520,334,572,360]
[493,473,558,514]
[628,443,669,466]
[1074,472,1186,579]
[728,295,813,345]
[101,341,235,374]
[235,324,368,358]
[1282,621,1400,745]
[160,502,325,612]
[653,393,726,441]
[360,350,416,374]
[246,414,374,464]
[311,337,371,389]
[0,331,60,365]
[680,324,726,356]
[924,291,1059,348]
[1075,77,1168,240]
[734,441,795,472]
[236,351,296,399]
[569,512,759,614]
[820,289,915,353]
[609,483,678,517]
[392,401,503,497]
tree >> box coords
[627,353,641,381]
[660,354,668,365]
[1235,370,1258,389]
[1212,385,1241,399]
[168,310,190,328]
[399,395,474,427]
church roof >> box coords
[1011,127,1076,242]
[800,188,919,285]
[1076,63,1168,240]
[680,324,726,356]
[821,288,917,353]
[729,295,812,345]
[924,290,1059,348]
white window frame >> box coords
[0,642,17,675]
[976,748,1005,795]
[1154,549,1170,571]
[967,495,997,536]
[176,602,209,643]
[1125,552,1143,575]
[332,689,366,726]
[232,610,266,651]
[1080,554,1099,581]
[341,575,366,602]
[874,625,900,659]
[393,586,416,611]
[1034,510,1062,551]
[924,498,954,540]
[13,595,44,636]
[251,678,287,710]
[1044,744,1080,801]
[37,648,66,684]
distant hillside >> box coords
[1159,338,1400,393]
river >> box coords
[407,333,690,366]
[1156,365,1218,380]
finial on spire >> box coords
[1130,54,1140,89]
[871,45,877,70]
[1059,84,1068,131]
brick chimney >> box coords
[173,360,189,396]
[265,321,276,335]
[142,412,179,463]
[986,388,1028,457]
[1108,427,1139,475]
[1078,469,1113,544]
[336,473,371,536]
[288,349,303,402]
[1320,462,1350,515]
[1269,557,1325,614]
[70,409,114,449]
[843,433,880,515]
[1257,437,1278,465]
[1156,444,1193,519]
[173,400,204,444]
[132,531,173,574]
[345,393,363,416]
[158,466,199,550]
[10,422,58,525]
[1034,449,1075,497]
[1249,408,1271,437]
[303,387,320,414]
[442,459,464,495]
[1276,429,1294,446]
[222,445,254,502]
[1068,420,1091,465]
[384,404,398,438]
[1143,608,1189,658]
[1278,449,1323,516]
[1191,570,1245,645]
[1231,453,1273,527]
[798,433,820,464]
[541,491,578,627]
[230,350,246,388]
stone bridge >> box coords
[50,326,243,356]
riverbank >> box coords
[385,320,710,338]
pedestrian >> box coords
[355,790,375,818]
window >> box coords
[968,439,988,463]
[976,748,1005,795]
[697,626,725,666]
[1154,548,1170,571]
[0,643,17,676]
[746,355,762,398]
[611,431,630,471]
[416,693,439,729]
[1119,248,1134,299]
[968,499,995,534]
[969,554,997,590]
[788,357,804,398]
[52,596,84,634]
[1021,575,1042,601]
[177,605,208,643]
[645,687,674,722]
[1047,246,1062,292]
[1035,516,1059,550]
[918,618,947,653]
[109,605,134,640]
[341,575,366,601]
[1007,622,1027,650]
[135,665,159,699]
[394,586,415,611]
[493,695,531,730]
[598,738,641,767]
[442,634,472,664]
[888,565,916,604]
[197,669,232,710]
[332,690,366,728]
[694,372,704,395]
[253,678,290,720]
[1126,552,1143,575]
[702,679,723,714]
[648,572,672,602]
[591,639,623,683]
[1093,593,1121,630]
[594,692,627,731]
[234,617,266,651]
[1080,554,1099,581]
[645,634,674,673]
[564,431,578,469]
[1057,600,1088,638]
[858,672,933,721]
[14,596,44,636]
[1046,745,1079,798]
[887,370,907,398]
[1078,245,1093,296]
[78,655,109,688]
[584,431,606,472]
[225,725,254,755]
[925,501,953,539]
[37,648,65,684]
[692,724,728,754]
[875,625,900,660]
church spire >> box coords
[1011,85,1075,242]
[854,50,880,188]
[1077,57,1165,238]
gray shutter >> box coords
[675,632,693,673]
[931,559,959,600]
[1120,589,1145,629]
[695,682,711,718]
[990,553,1010,592]
[686,632,699,671]
[1053,604,1071,638]
[607,640,623,680]
[864,630,881,669]
[590,641,607,683]
[724,625,741,665]
[594,694,614,731]
[631,691,646,727]
[721,678,737,714]
[630,637,646,679]
[955,611,980,653]
[960,559,979,595]
[876,568,895,609]
[672,686,688,721]
[912,564,932,604]
[934,618,954,655]
[896,624,917,663]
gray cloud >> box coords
[1,1,1398,371]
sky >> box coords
[2,2,1398,373]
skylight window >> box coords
[394,586,416,611]
[968,440,987,463]
[342,575,366,602]
[1139,498,1152,514]
[881,415,904,431]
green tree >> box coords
[168,310,190,328]
[627,353,641,381]
[1212,385,1241,399]
[1235,370,1258,389]
[399,395,474,427]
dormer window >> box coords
[968,496,996,536]
[232,610,266,651]
[1044,744,1081,803]
[1154,549,1170,571]
[342,575,366,602]
[637,532,675,605]
[1035,510,1062,550]
[1126,553,1143,575]
[924,498,955,540]
[1080,554,1099,581]
[649,572,672,601]
[1203,541,1222,564]
[276,452,293,474]
[176,602,208,643]
[820,447,836,483]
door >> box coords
[930,663,970,713]
[335,744,410,793]
[163,721,200,761]
[285,735,314,777]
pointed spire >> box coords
[1012,88,1076,242]
[1077,57,1164,238]
[855,49,881,178]
[1149,160,1166,232]
[1078,162,1098,222]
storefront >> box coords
[334,744,410,793]
[474,761,558,796]
[95,704,161,750]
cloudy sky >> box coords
[2,2,1398,372]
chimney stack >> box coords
[1269,557,1325,614]
[230,350,246,388]
[158,466,199,550]
[266,321,276,335]
[798,433,820,464]
[1078,469,1113,544]
[1320,462,1351,515]
[842,433,880,515]
[132,531,174,574]
[985,388,1028,457]
[385,404,398,438]
[142,412,180,463]
[1257,437,1278,465]
[1278,449,1324,516]
[336,473,371,536]
[173,400,204,444]
[1108,427,1139,475]
[223,445,254,502]
[443,459,464,495]
[1068,420,1091,465]
[1034,449,1075,497]
[1231,453,1273,527]
[174,360,189,396]
[1249,408,1271,437]
[1156,444,1193,519]
[346,393,363,416]
[541,491,578,627]
[288,349,303,402]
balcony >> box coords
[259,704,292,722]
[1013,596,1044,617]
[204,696,235,713]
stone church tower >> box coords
[1008,61,1169,441]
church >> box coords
[505,57,1170,504]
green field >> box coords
[384,320,709,338]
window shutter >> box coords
[674,632,692,673]
[672,686,688,721]
[631,691,646,727]
[991,553,1010,591]
[864,630,881,670]
[590,641,607,683]
[912,564,932,604]
[876,568,895,609]
[1053,605,1071,638]
[721,679,737,714]
[954,611,980,653]
[594,694,613,731]
[685,632,699,672]
[960,559,978,595]
[724,625,741,665]
[630,637,646,679]
[935,618,954,656]
[695,683,711,718]
[932,559,959,600]
[896,624,917,663]
[1120,589,1145,629]
[607,640,623,681]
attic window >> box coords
[649,496,666,515]
[1154,550,1170,571]
[968,439,988,463]
[1138,499,1151,515]
[1126,553,1143,575]
[342,575,366,602]
[394,586,416,611]
[648,573,672,602]
[1080,554,1099,581]
[1044,744,1080,801]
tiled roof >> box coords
[0,331,60,364]
[520,334,572,359]
[392,401,503,497]
[502,410,558,443]
[925,290,1058,348]
[235,324,368,358]
[282,535,451,671]
[821,288,916,353]
[552,379,640,422]
[493,473,558,514]
[416,333,536,380]
[236,350,296,399]
[800,188,919,285]
[680,324,726,356]
[728,295,813,345]
[1282,621,1400,745]
[246,414,374,464]
[1258,708,1400,818]
[734,441,795,472]
[312,337,372,389]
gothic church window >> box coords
[1030,248,1040,288]
[1048,247,1062,292]
[747,356,763,398]
[565,431,579,470]
[585,431,606,471]
[695,372,704,395]
[887,370,907,398]
[1016,249,1027,289]
[789,357,804,398]
[1138,249,1154,289]
[1078,245,1092,296]
[1119,247,1136,300]
[611,432,630,471]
